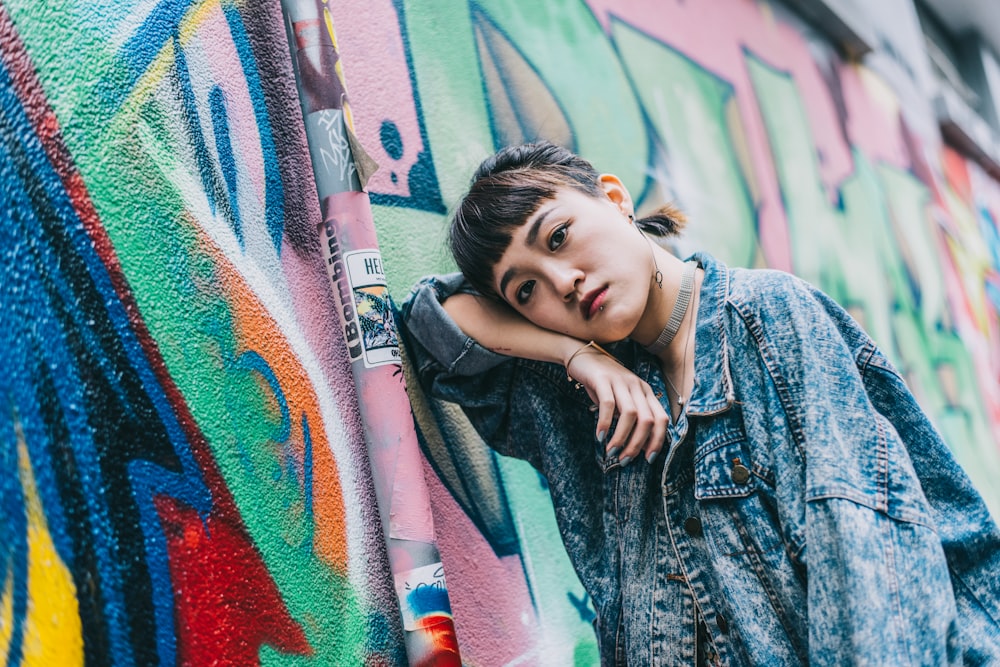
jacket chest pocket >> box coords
[694,432,757,501]
[691,428,790,572]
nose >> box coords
[548,263,584,302]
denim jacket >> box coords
[399,252,1000,666]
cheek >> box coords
[521,304,573,335]
[530,311,571,334]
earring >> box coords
[635,215,664,290]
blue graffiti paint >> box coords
[174,35,225,221]
[0,412,28,667]
[233,350,291,444]
[98,0,197,113]
[221,1,286,254]
[406,581,453,619]
[380,120,404,160]
[302,412,315,550]
[1,43,219,666]
[567,591,595,623]
[369,0,446,214]
[0,56,136,666]
[210,85,244,247]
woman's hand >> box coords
[565,344,668,466]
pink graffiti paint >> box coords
[422,456,538,666]
[328,0,424,199]
[194,5,270,201]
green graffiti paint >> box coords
[474,0,647,188]
[614,18,758,268]
[748,51,1000,515]
[747,53,846,291]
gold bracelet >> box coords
[565,340,620,382]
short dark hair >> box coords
[450,141,686,299]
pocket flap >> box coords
[694,434,756,500]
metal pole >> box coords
[277,2,461,663]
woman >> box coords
[399,141,1000,665]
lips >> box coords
[581,286,608,320]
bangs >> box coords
[449,168,600,299]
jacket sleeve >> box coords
[740,273,1000,664]
[807,285,1000,663]
[397,274,539,466]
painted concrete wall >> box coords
[1,0,998,666]
[0,0,406,664]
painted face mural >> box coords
[2,0,999,665]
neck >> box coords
[630,248,695,361]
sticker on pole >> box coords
[394,562,453,631]
[344,249,400,367]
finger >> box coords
[618,383,655,464]
[592,381,617,447]
[605,381,638,457]
[643,386,669,463]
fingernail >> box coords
[606,446,622,459]
[618,455,633,467]
[596,430,606,444]
[646,450,660,464]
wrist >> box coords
[564,340,622,380]
[564,341,597,378]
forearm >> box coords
[442,292,583,366]
[442,291,667,463]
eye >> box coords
[548,223,568,251]
[515,280,536,305]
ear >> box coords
[598,173,634,217]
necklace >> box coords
[644,260,697,355]
[663,278,697,407]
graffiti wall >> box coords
[2,0,999,665]
[0,0,406,664]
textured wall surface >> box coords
[2,0,999,665]
[0,0,405,664]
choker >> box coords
[644,261,697,355]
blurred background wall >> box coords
[2,0,998,664]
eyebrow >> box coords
[499,267,516,301]
[498,208,553,299]
[524,209,552,246]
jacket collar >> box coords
[684,252,736,416]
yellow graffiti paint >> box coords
[1,565,12,666]
[15,438,84,666]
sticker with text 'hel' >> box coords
[345,250,399,367]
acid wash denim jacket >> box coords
[398,252,1000,666]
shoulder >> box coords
[725,266,825,321]
[724,266,876,366]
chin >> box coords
[593,326,633,345]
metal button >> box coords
[684,517,703,537]
[730,460,750,485]
[717,613,729,634]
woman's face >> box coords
[492,177,654,343]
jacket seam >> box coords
[881,511,909,663]
[729,502,809,662]
[876,412,888,513]
[727,299,808,463]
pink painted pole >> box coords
[277,2,461,663]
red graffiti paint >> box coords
[412,616,462,667]
[155,495,313,663]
